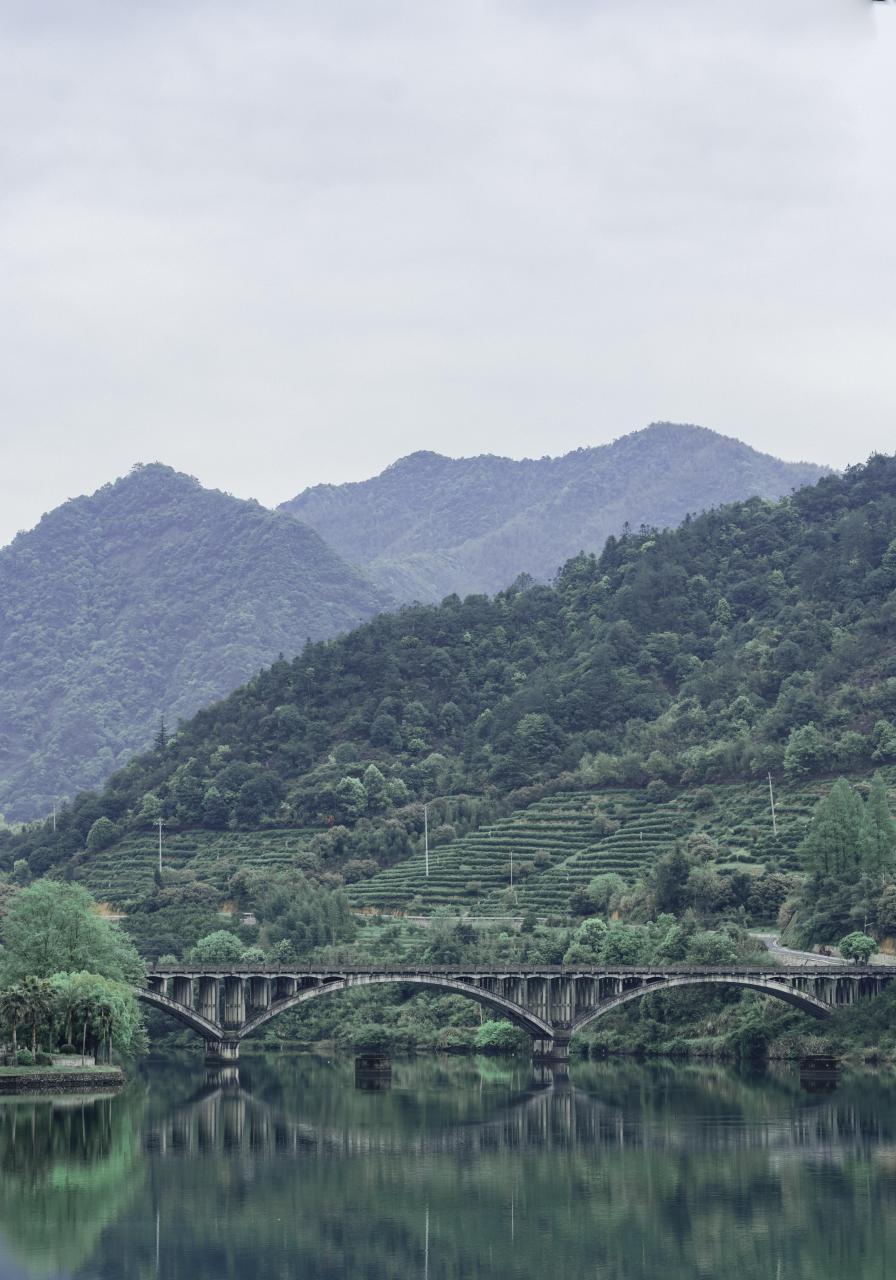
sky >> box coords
[1,0,895,547]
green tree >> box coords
[201,786,230,828]
[687,930,737,966]
[474,1020,528,1053]
[839,931,877,964]
[859,773,896,878]
[602,924,650,965]
[51,971,145,1060]
[18,976,54,1055]
[798,778,863,879]
[563,917,607,965]
[335,776,368,823]
[0,984,28,1056]
[190,930,245,963]
[0,882,144,985]
[783,723,829,777]
[85,816,118,851]
[240,945,266,964]
[652,847,691,915]
[362,764,388,814]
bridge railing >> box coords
[144,962,882,979]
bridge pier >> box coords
[205,1038,240,1066]
[532,1035,570,1065]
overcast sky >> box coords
[1,0,894,546]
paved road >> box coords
[754,933,896,968]
[752,934,843,967]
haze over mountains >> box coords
[0,424,829,822]
[0,465,388,822]
[282,423,829,600]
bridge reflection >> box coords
[141,1066,895,1165]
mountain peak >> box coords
[281,423,830,601]
[0,468,387,821]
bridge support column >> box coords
[205,1038,240,1065]
[249,977,271,1014]
[198,977,219,1023]
[275,976,297,1002]
[172,976,193,1008]
[223,977,245,1030]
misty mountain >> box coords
[0,464,389,821]
[280,423,829,601]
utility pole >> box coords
[768,772,778,838]
[157,817,164,875]
[52,801,56,833]
[424,804,429,878]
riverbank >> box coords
[0,1066,124,1095]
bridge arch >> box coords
[239,974,554,1043]
[571,973,833,1035]
[135,987,223,1040]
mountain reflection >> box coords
[1,1056,896,1280]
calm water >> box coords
[1,1055,895,1280]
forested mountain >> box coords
[7,453,895,887]
[0,465,389,822]
[280,423,829,600]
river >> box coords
[0,1054,894,1279]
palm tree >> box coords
[0,985,28,1059]
[18,977,55,1056]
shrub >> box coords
[693,787,716,811]
[86,817,119,851]
[474,1020,529,1054]
[35,1051,53,1066]
[16,1049,34,1067]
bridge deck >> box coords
[147,963,878,979]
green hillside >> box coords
[0,464,389,821]
[281,423,828,600]
[4,453,896,946]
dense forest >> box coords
[0,463,389,821]
[282,422,828,600]
[4,452,894,892]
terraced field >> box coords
[347,793,620,913]
[475,800,690,917]
[74,828,323,906]
[348,770,896,917]
[76,768,894,917]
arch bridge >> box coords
[138,963,893,1064]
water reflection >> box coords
[1,1056,896,1279]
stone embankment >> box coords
[0,1068,124,1095]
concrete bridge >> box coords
[138,963,894,1064]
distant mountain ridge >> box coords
[0,464,389,821]
[280,423,829,600]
